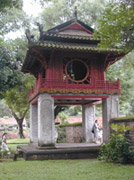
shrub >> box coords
[58,112,69,125]
[98,125,134,164]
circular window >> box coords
[65,59,89,83]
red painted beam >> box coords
[52,95,109,99]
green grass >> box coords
[7,138,30,144]
[0,159,134,180]
[1,139,134,179]
[6,138,30,152]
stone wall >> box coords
[110,118,134,146]
[57,124,82,143]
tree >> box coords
[95,0,134,52]
[93,0,134,115]
[37,0,108,30]
[0,0,30,96]
[0,100,12,118]
[0,37,28,98]
[1,36,35,138]
[0,0,25,40]
[5,74,35,138]
[106,52,134,115]
[0,0,22,12]
[2,36,35,138]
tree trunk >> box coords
[17,119,25,139]
[9,106,28,139]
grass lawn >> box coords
[1,139,134,180]
[0,159,134,180]
[6,138,30,152]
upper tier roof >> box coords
[22,18,125,75]
[46,18,94,35]
[38,18,98,44]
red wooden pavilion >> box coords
[22,15,125,148]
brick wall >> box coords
[57,125,82,143]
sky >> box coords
[23,0,42,17]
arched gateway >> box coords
[22,17,125,148]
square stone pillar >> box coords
[102,95,119,143]
[30,103,38,143]
[38,94,55,147]
[82,105,95,143]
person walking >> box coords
[93,120,99,144]
[1,133,10,154]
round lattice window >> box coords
[65,59,89,83]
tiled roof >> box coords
[0,118,26,125]
[42,33,98,41]
[29,41,123,53]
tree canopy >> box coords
[95,0,134,52]
[5,73,35,138]
[0,0,22,10]
[37,0,108,30]
[106,52,134,116]
[0,38,28,98]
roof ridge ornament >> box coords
[37,23,44,39]
[73,6,77,21]
[25,29,34,43]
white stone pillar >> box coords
[30,103,38,143]
[82,105,95,143]
[38,94,55,147]
[102,95,119,143]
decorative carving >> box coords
[73,6,77,20]
[39,88,120,95]
[37,23,43,38]
[25,29,34,43]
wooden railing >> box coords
[29,77,120,100]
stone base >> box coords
[17,143,100,161]
[37,145,56,150]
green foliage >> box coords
[113,116,134,120]
[0,8,29,37]
[58,111,69,125]
[58,122,82,127]
[0,38,28,98]
[0,100,12,117]
[65,106,82,116]
[111,124,130,134]
[0,1,30,97]
[106,52,134,116]
[99,125,134,164]
[0,0,22,10]
[5,74,35,118]
[37,0,108,30]
[95,0,134,52]
[95,105,102,116]
[4,74,35,138]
